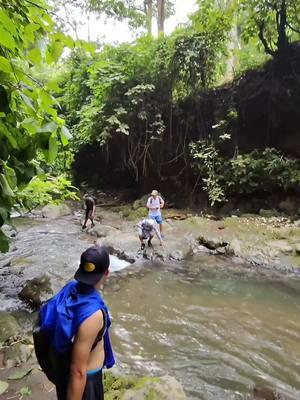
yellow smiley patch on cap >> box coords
[84,262,96,272]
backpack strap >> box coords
[91,309,107,350]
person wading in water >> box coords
[146,190,165,237]
[34,245,114,400]
[82,194,96,229]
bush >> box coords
[190,143,300,205]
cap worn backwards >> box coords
[74,245,110,286]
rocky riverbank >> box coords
[87,200,300,275]
[1,198,300,399]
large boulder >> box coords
[197,235,228,250]
[132,195,149,210]
[122,376,186,400]
[279,198,298,216]
[0,312,20,344]
[42,203,71,219]
[18,275,54,308]
[104,373,186,400]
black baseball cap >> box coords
[74,245,110,285]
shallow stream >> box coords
[0,216,299,399]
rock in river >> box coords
[0,312,20,343]
[18,275,53,308]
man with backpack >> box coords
[146,190,165,237]
[33,245,114,400]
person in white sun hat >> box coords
[146,189,165,238]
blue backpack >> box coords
[33,281,115,384]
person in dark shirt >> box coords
[82,195,96,229]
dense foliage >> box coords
[0,0,79,251]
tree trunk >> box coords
[145,0,153,35]
[157,0,165,35]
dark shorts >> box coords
[85,208,93,219]
[56,370,103,400]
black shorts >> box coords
[56,370,104,400]
[85,208,93,219]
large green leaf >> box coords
[0,26,15,50]
[28,48,42,65]
[0,122,18,148]
[48,134,58,163]
[0,55,12,73]
[0,230,9,253]
[60,126,72,146]
[0,10,18,37]
[0,174,15,197]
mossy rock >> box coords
[104,373,186,400]
[132,195,149,210]
[127,207,147,221]
[0,312,20,344]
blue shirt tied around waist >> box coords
[39,280,115,369]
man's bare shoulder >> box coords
[78,310,103,338]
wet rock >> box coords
[89,225,119,238]
[3,343,34,367]
[197,235,228,250]
[279,197,298,216]
[227,238,242,256]
[294,244,300,255]
[259,209,277,218]
[267,240,293,255]
[0,312,20,344]
[42,203,71,219]
[18,275,53,308]
[253,386,288,400]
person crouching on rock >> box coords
[33,245,115,400]
[137,218,163,250]
[82,194,96,229]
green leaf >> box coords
[0,55,12,73]
[0,26,15,50]
[19,386,32,396]
[47,41,64,63]
[24,24,40,43]
[0,174,15,197]
[60,126,72,146]
[0,380,8,395]
[0,10,18,37]
[28,48,42,65]
[20,92,36,111]
[48,134,58,163]
[8,368,32,380]
[0,122,18,148]
[38,121,57,133]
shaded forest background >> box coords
[1,0,300,250]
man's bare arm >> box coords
[67,310,103,400]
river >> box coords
[0,215,300,399]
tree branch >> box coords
[257,20,276,56]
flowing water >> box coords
[1,216,300,399]
[105,261,300,399]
